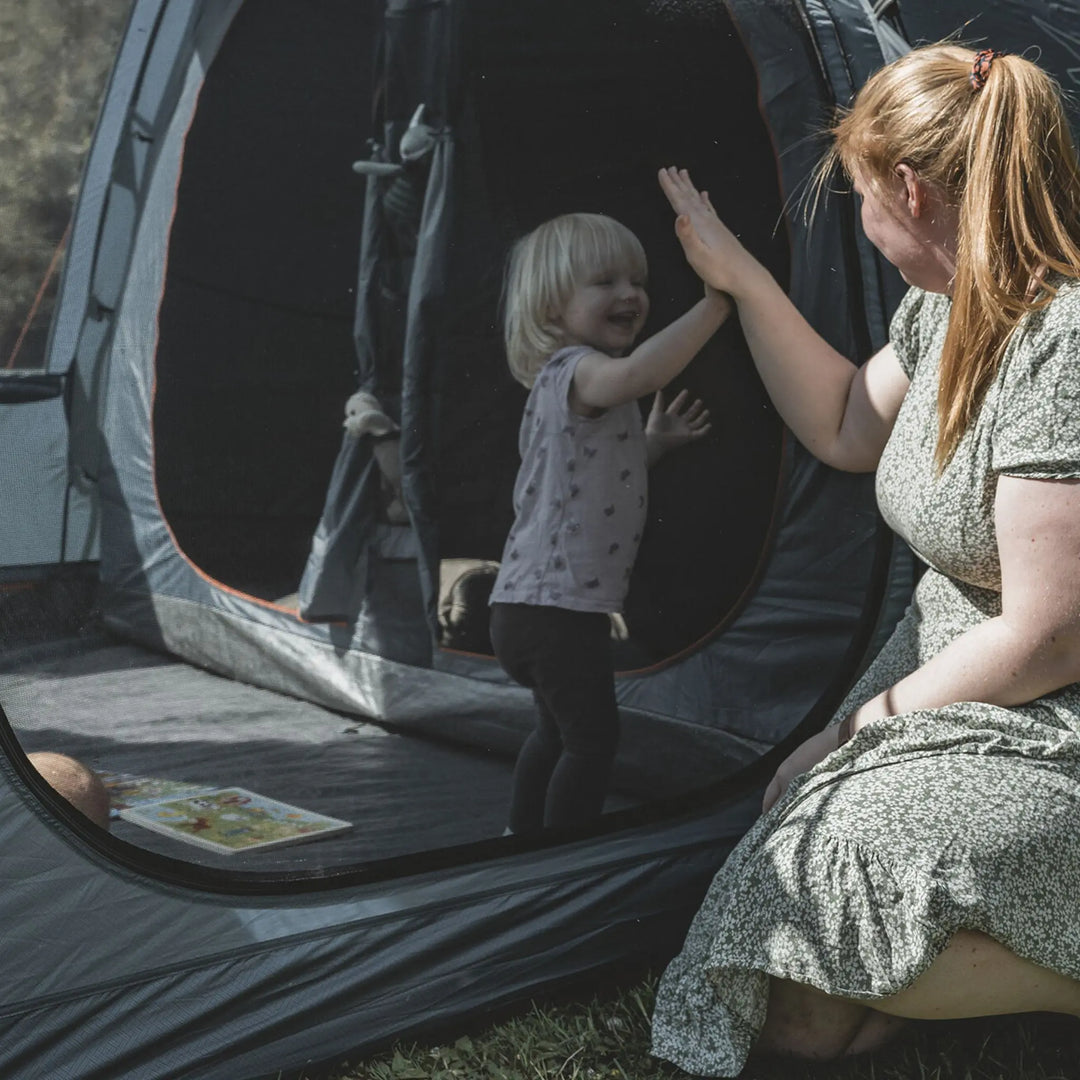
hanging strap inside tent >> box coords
[6,222,71,370]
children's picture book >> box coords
[99,771,216,817]
[118,787,352,854]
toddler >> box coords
[490,212,730,834]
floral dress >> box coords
[651,279,1080,1076]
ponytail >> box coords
[815,44,1080,470]
[939,51,1080,468]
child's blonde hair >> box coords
[503,213,647,388]
[812,43,1080,471]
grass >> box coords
[313,973,1080,1080]
[9,6,1080,1080]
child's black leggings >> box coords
[490,602,620,835]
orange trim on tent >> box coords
[6,223,72,370]
[145,67,307,624]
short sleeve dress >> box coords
[651,278,1080,1077]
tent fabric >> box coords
[0,721,758,1080]
[82,0,898,788]
[1,636,527,869]
[6,1,1080,1076]
[0,399,95,568]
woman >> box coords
[651,43,1080,1074]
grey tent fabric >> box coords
[59,0,902,785]
[296,433,381,624]
[4,1,1079,1077]
[1,637,526,870]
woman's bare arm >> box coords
[764,475,1080,811]
[849,475,1080,731]
[659,167,909,472]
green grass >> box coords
[316,973,1080,1080]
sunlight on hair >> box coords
[503,213,647,387]
[805,41,1080,470]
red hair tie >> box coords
[970,49,1004,91]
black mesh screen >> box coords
[154,0,376,598]
[444,0,787,662]
[154,0,787,662]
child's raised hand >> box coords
[645,388,711,462]
[704,282,734,322]
[658,167,753,296]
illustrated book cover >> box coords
[114,785,352,853]
[99,771,216,817]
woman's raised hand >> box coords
[658,167,753,297]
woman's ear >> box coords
[894,162,926,218]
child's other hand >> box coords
[645,388,711,460]
[658,167,754,295]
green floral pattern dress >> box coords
[651,279,1080,1076]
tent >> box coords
[1,1,1077,1076]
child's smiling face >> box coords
[558,265,649,357]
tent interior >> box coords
[154,0,788,664]
[2,0,811,876]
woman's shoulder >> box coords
[891,285,951,330]
[1007,274,1080,369]
[1028,273,1080,335]
[993,276,1080,478]
[888,286,950,378]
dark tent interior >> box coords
[153,0,789,669]
[3,0,817,877]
